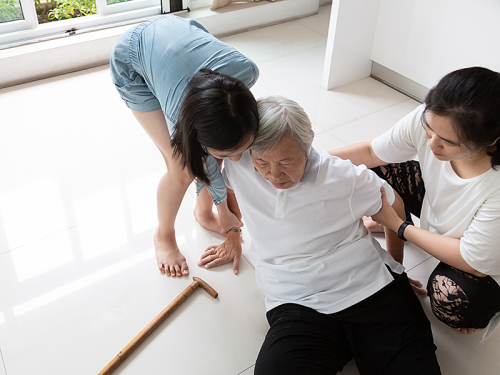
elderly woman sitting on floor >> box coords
[199,95,442,375]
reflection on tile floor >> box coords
[1,4,499,375]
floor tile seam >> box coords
[406,254,434,272]
[254,51,332,96]
[248,35,327,63]
[313,129,344,143]
[250,17,328,40]
[313,126,329,136]
[241,253,255,270]
[314,134,347,151]
[1,227,79,255]
[0,348,6,375]
[236,363,255,375]
[0,202,148,255]
[256,42,327,67]
[295,18,329,38]
[329,133,347,147]
[323,98,415,132]
[291,16,329,38]
[252,80,278,98]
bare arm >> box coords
[329,141,387,168]
[226,186,242,223]
[198,187,243,274]
[384,191,405,264]
[372,187,487,277]
[206,156,244,233]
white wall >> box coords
[322,0,380,89]
[371,0,500,89]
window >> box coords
[0,0,194,47]
[0,0,24,24]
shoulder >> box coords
[320,150,365,174]
[371,104,426,162]
[319,150,390,192]
[316,150,360,185]
[483,175,500,204]
[224,151,254,176]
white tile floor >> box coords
[1,5,499,375]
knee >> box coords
[427,273,469,328]
[165,167,193,188]
[428,269,500,329]
[178,169,194,187]
[254,345,294,375]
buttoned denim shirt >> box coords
[110,15,259,205]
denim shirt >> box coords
[197,151,226,205]
[110,15,259,205]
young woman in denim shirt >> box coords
[110,15,259,277]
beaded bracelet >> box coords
[228,228,242,233]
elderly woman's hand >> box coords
[198,235,242,275]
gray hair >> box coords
[250,96,314,155]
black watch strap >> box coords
[397,221,413,241]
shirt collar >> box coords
[300,147,321,183]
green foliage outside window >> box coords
[1,0,133,25]
[49,0,96,20]
[34,0,56,6]
[0,0,23,23]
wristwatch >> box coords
[397,221,413,241]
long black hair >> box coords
[172,69,259,184]
[424,66,500,169]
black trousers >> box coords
[254,270,441,375]
[372,162,500,329]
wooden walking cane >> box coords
[98,277,218,375]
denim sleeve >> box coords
[196,155,227,205]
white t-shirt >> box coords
[223,148,403,314]
[372,104,500,285]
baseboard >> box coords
[370,61,429,103]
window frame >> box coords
[96,0,159,17]
[0,0,38,34]
[0,0,193,47]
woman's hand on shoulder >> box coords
[371,187,404,232]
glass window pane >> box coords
[0,0,24,23]
[35,0,97,23]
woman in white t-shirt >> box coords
[331,67,500,338]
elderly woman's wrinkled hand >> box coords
[198,237,242,275]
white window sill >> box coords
[0,0,319,89]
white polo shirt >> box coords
[223,148,404,313]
